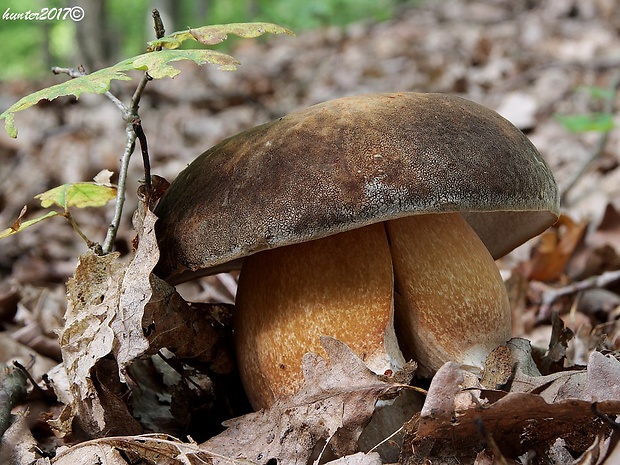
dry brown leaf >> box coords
[0,413,38,465]
[141,282,235,373]
[202,337,405,465]
[49,434,214,465]
[566,204,620,279]
[47,206,159,438]
[523,214,587,282]
[114,205,234,376]
[48,250,136,438]
[46,195,234,440]
[581,351,620,402]
[325,451,382,465]
[588,203,620,253]
[111,209,158,376]
[404,343,620,464]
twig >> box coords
[101,9,166,254]
[102,125,136,253]
[591,402,620,431]
[104,90,128,114]
[368,425,404,453]
[50,64,134,254]
[132,119,152,192]
[561,69,620,204]
[152,9,166,43]
[12,361,55,401]
[536,269,620,320]
[52,65,129,114]
[52,65,86,78]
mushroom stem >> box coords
[235,222,405,409]
[386,212,511,377]
[236,212,512,408]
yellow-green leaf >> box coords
[148,22,294,50]
[0,211,59,239]
[129,49,240,79]
[1,50,238,137]
[35,183,118,209]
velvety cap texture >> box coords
[154,92,559,277]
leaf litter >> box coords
[29,199,620,463]
[2,0,620,463]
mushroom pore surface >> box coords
[235,212,511,409]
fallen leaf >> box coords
[589,204,620,250]
[111,209,158,377]
[0,413,38,465]
[325,451,382,465]
[403,345,620,464]
[49,250,141,438]
[141,284,235,373]
[523,214,587,282]
[202,337,406,465]
[49,434,213,465]
[581,351,620,402]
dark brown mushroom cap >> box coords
[154,92,559,278]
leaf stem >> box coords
[64,211,99,252]
[104,91,128,114]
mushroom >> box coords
[154,92,559,410]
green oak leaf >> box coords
[35,183,118,210]
[148,22,294,50]
[130,48,240,78]
[1,49,238,137]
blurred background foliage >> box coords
[0,0,415,81]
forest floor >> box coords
[1,0,620,463]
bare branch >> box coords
[536,269,620,320]
[102,125,136,254]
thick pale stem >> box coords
[236,213,511,408]
[235,222,404,409]
[386,212,511,377]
